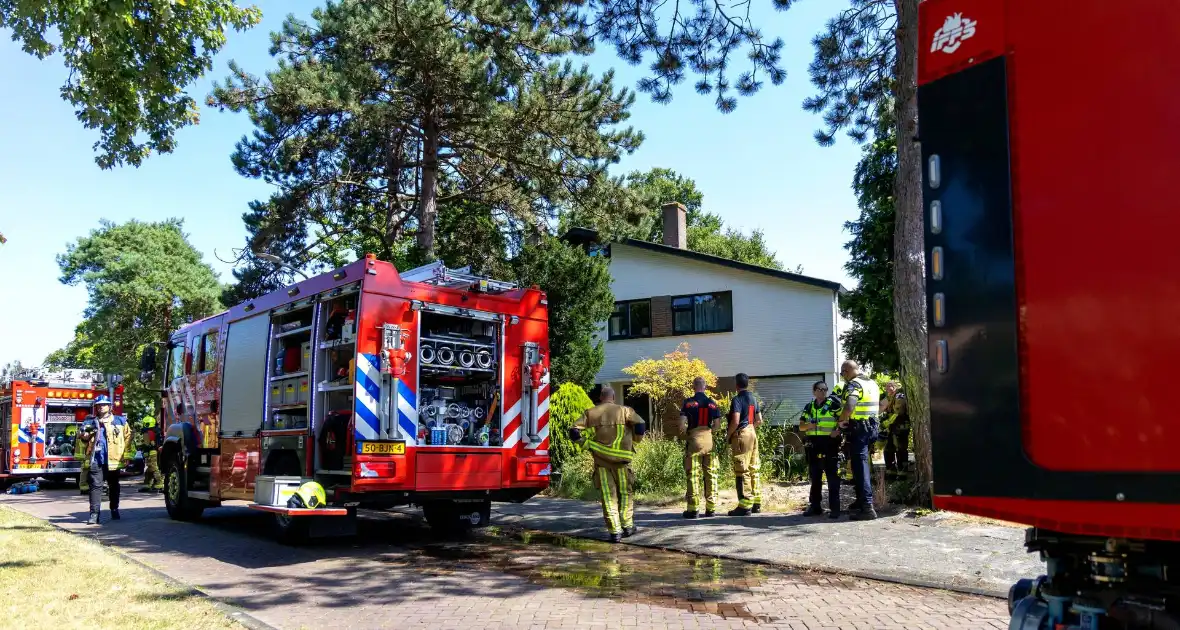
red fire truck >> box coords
[919,0,1179,627]
[141,257,551,540]
[0,368,125,487]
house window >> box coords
[609,300,652,339]
[672,291,733,334]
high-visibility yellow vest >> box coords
[848,377,880,421]
[801,399,840,436]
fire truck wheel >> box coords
[163,456,204,521]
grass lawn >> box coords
[0,506,242,630]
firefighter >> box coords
[568,385,646,543]
[883,385,910,477]
[77,396,132,524]
[137,414,163,493]
[679,377,721,519]
[726,373,763,517]
[837,360,881,521]
[799,380,843,518]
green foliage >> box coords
[840,110,900,373]
[212,0,641,274]
[0,0,261,168]
[548,383,595,473]
[630,438,685,498]
[53,219,223,419]
[566,167,789,270]
[513,237,614,389]
[802,0,896,146]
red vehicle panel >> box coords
[919,0,1180,540]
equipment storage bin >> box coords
[254,475,303,506]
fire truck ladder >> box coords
[400,261,518,293]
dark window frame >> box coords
[671,290,735,335]
[608,299,653,340]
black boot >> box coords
[682,510,699,519]
[111,509,121,520]
[751,503,762,514]
[730,476,750,517]
[850,506,878,521]
[609,533,622,543]
[704,509,716,517]
[803,505,824,517]
[623,526,637,538]
[727,506,751,517]
[828,510,842,519]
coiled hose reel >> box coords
[436,345,456,366]
[458,349,476,368]
[420,342,436,365]
[475,349,493,369]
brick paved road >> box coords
[2,487,1008,630]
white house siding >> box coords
[596,243,840,390]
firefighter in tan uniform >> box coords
[568,386,647,543]
[679,377,720,519]
[727,373,763,517]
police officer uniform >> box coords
[680,392,721,518]
[841,373,881,520]
[569,399,647,542]
[727,389,762,516]
[800,386,843,518]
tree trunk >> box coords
[417,115,440,261]
[892,0,933,506]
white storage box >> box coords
[254,475,303,506]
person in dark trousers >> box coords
[77,396,131,524]
[799,380,844,519]
[726,373,763,517]
[883,385,910,477]
[837,361,881,521]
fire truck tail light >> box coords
[358,461,396,478]
[525,462,550,477]
[931,247,944,280]
[933,293,945,327]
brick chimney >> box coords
[661,202,687,249]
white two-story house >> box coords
[564,202,845,429]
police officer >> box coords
[77,396,132,524]
[137,414,163,493]
[726,373,763,517]
[799,380,843,519]
[569,385,646,542]
[679,377,721,519]
[837,360,881,521]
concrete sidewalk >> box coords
[494,496,1042,598]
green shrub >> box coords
[631,438,685,498]
[553,451,597,500]
[549,382,594,473]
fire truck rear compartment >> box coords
[417,312,502,448]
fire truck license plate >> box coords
[359,441,405,455]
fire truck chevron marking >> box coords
[395,378,418,445]
[354,353,381,441]
[502,399,522,449]
[17,429,29,444]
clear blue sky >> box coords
[0,0,862,368]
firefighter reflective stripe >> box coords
[850,377,881,420]
[586,439,634,461]
[354,353,381,441]
[395,378,419,445]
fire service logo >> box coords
[930,12,977,54]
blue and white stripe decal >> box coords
[17,429,29,444]
[354,353,382,441]
[396,379,418,445]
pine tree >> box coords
[211,0,641,273]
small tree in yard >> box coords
[622,343,717,438]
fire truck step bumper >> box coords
[247,504,350,517]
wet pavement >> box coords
[2,485,1008,629]
[494,496,1041,598]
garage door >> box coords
[750,375,825,426]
